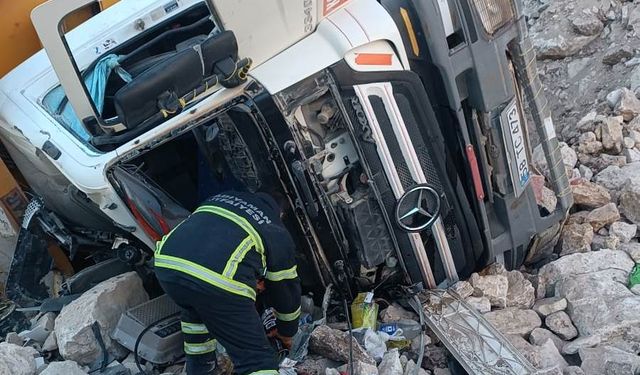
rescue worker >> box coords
[154,191,301,374]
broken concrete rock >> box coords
[465,296,491,313]
[403,360,429,375]
[297,357,343,375]
[55,272,149,365]
[0,342,38,375]
[378,349,403,375]
[338,361,378,375]
[545,311,578,340]
[379,303,418,323]
[563,366,585,375]
[505,270,535,309]
[616,88,640,121]
[42,331,58,352]
[590,234,620,251]
[586,202,620,231]
[593,162,640,196]
[559,223,594,256]
[507,335,567,371]
[539,249,635,295]
[579,346,640,375]
[533,297,568,318]
[570,180,610,209]
[469,273,508,308]
[529,328,566,352]
[484,308,541,337]
[619,242,640,262]
[5,332,24,346]
[619,179,640,225]
[603,46,634,66]
[40,361,88,375]
[506,334,542,369]
[624,147,640,163]
[533,143,577,180]
[570,14,603,36]
[609,221,637,243]
[309,325,375,366]
[449,280,474,299]
[532,25,598,60]
[600,117,624,153]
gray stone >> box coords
[556,271,640,338]
[600,117,624,153]
[603,46,634,66]
[433,368,451,375]
[506,334,542,369]
[566,211,590,225]
[570,180,611,209]
[484,308,541,337]
[586,203,620,231]
[590,235,620,251]
[505,270,536,309]
[465,296,491,313]
[624,147,640,163]
[560,223,594,256]
[380,303,418,323]
[620,179,640,225]
[562,334,602,355]
[609,222,637,243]
[579,165,594,181]
[338,361,378,375]
[533,297,568,317]
[539,249,635,295]
[581,154,627,174]
[297,358,343,375]
[594,163,640,195]
[545,311,578,340]
[623,137,636,150]
[55,272,149,365]
[529,328,566,352]
[567,58,592,79]
[40,361,88,375]
[563,366,585,375]
[606,89,624,109]
[5,332,24,346]
[537,339,569,372]
[403,360,429,375]
[619,242,640,262]
[378,349,403,375]
[533,25,598,60]
[630,131,640,148]
[0,343,38,375]
[469,273,508,308]
[631,284,640,295]
[309,325,375,365]
[533,143,577,180]
[616,88,640,121]
[449,281,474,299]
[579,346,640,375]
[570,14,603,36]
[42,331,58,352]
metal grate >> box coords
[127,294,181,326]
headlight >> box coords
[471,0,515,35]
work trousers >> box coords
[156,270,279,375]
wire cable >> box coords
[342,297,354,375]
[412,295,426,375]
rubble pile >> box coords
[0,272,153,375]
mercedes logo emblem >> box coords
[395,184,441,232]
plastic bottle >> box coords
[378,319,422,340]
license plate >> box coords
[500,99,530,197]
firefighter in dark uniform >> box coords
[154,191,301,375]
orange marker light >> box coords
[355,53,393,66]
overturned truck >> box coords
[0,0,571,372]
